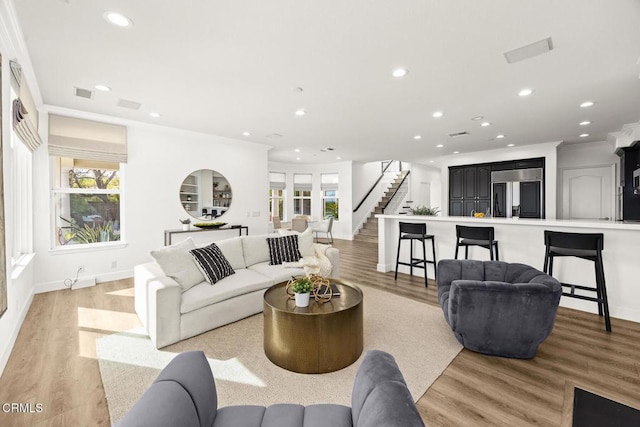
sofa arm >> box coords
[134,263,182,348]
[448,279,561,346]
[326,247,340,278]
[119,351,217,427]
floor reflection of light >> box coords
[96,328,266,387]
[105,288,135,297]
[77,307,141,332]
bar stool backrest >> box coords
[399,222,427,236]
[456,225,494,241]
[544,231,604,251]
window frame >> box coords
[269,188,285,221]
[9,115,33,266]
[50,157,124,249]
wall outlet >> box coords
[111,261,117,268]
[77,265,84,274]
[252,211,260,217]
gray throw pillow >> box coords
[190,244,235,284]
[150,238,204,292]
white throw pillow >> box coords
[214,237,246,270]
[277,227,314,257]
[150,238,204,292]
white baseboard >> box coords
[34,269,134,294]
[0,289,34,378]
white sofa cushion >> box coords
[180,269,273,314]
[150,238,204,292]
[241,233,279,267]
[214,237,246,270]
[248,261,306,284]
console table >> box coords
[164,226,248,246]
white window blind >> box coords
[294,173,312,191]
[321,173,339,190]
[10,60,43,152]
[48,114,128,163]
[269,172,286,190]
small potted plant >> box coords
[291,277,313,307]
[179,218,191,231]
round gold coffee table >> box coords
[263,278,363,374]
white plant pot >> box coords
[182,224,190,231]
[295,292,310,307]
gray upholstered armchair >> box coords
[437,259,562,359]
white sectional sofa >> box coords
[134,232,340,348]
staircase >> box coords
[354,170,410,244]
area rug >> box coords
[97,285,462,425]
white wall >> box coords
[268,161,353,239]
[31,109,270,291]
[351,161,389,233]
[405,162,442,211]
[557,140,619,170]
[439,141,560,218]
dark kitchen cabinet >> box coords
[519,181,541,218]
[449,165,491,216]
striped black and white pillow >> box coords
[190,243,235,284]
[266,235,302,265]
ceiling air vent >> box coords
[117,99,142,110]
[504,37,553,64]
[448,131,469,138]
[74,87,94,99]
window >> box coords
[10,109,33,264]
[48,114,127,248]
[269,172,286,221]
[321,173,339,220]
[52,158,121,246]
[293,174,312,216]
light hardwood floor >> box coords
[1,239,639,426]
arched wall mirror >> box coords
[180,169,233,220]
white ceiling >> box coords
[13,0,640,165]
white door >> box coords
[561,166,614,220]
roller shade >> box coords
[10,60,43,152]
[269,172,286,190]
[321,173,339,191]
[294,173,312,191]
[48,114,128,163]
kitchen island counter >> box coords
[377,214,640,323]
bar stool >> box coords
[455,225,499,260]
[543,230,611,332]
[394,222,437,287]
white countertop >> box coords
[376,214,640,231]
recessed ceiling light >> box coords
[392,68,408,78]
[453,151,460,154]
[432,111,444,118]
[296,157,301,161]
[518,88,534,97]
[436,144,444,148]
[336,157,342,160]
[507,143,515,147]
[295,109,306,116]
[94,84,111,92]
[429,160,434,163]
[580,101,595,108]
[579,121,591,126]
[149,112,161,118]
[413,135,422,140]
[242,131,251,136]
[580,133,589,138]
[104,11,133,27]
[480,122,491,127]
[496,134,505,139]
[471,116,484,121]
[294,148,300,152]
